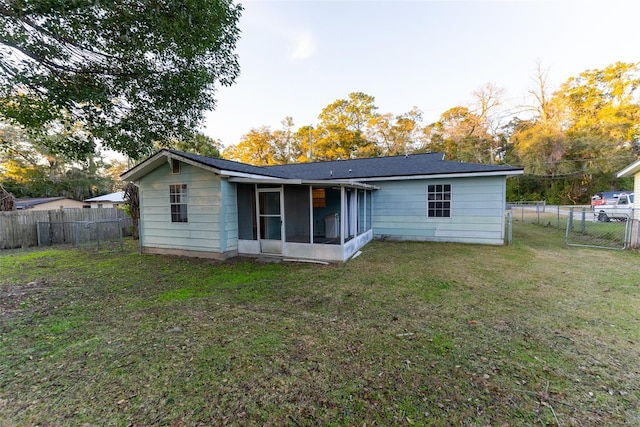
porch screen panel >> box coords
[345,189,357,240]
[358,190,365,234]
[237,184,256,240]
[284,185,310,243]
[366,190,372,231]
[313,187,341,244]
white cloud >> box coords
[288,32,316,60]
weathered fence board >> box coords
[0,208,132,249]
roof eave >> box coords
[357,169,524,182]
[121,150,283,182]
[228,177,379,190]
[617,159,640,178]
[120,150,226,181]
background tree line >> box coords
[2,61,638,205]
[223,62,639,204]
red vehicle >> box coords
[591,191,626,209]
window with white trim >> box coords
[427,184,451,218]
[170,184,188,222]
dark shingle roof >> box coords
[168,150,289,178]
[125,149,522,181]
[264,153,522,180]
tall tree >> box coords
[223,126,277,166]
[157,132,223,157]
[271,117,295,164]
[471,83,505,163]
[0,0,243,159]
[314,92,378,160]
[368,107,422,156]
[557,62,640,164]
[1,122,117,198]
[421,106,490,162]
[290,125,315,163]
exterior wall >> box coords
[221,179,239,252]
[370,176,507,245]
[138,162,231,255]
[88,202,124,209]
[634,173,640,221]
[238,230,373,262]
[23,199,86,210]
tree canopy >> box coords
[0,0,242,159]
[0,121,123,200]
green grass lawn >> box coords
[1,224,640,426]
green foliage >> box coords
[0,0,243,159]
[156,132,223,157]
[1,122,119,199]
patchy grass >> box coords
[1,224,640,426]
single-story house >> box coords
[616,160,640,221]
[121,149,523,262]
[15,197,86,211]
[84,191,126,209]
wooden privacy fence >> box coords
[0,208,132,249]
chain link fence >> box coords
[507,203,575,230]
[507,204,638,250]
[564,208,631,250]
[37,219,125,251]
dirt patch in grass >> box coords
[1,226,640,425]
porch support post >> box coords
[340,186,345,245]
[308,186,313,244]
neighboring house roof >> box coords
[84,191,126,203]
[121,149,524,182]
[15,197,75,209]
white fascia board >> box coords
[120,150,225,181]
[228,177,378,190]
[302,179,379,190]
[120,151,166,181]
[356,170,524,182]
[228,177,302,184]
[617,159,640,178]
[222,171,284,180]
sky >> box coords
[203,0,640,148]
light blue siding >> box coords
[371,176,507,245]
[221,179,238,252]
[138,162,225,253]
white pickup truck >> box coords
[594,192,634,222]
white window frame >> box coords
[170,184,188,223]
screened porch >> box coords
[232,181,376,262]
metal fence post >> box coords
[581,208,586,234]
[507,212,512,245]
[568,207,574,231]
